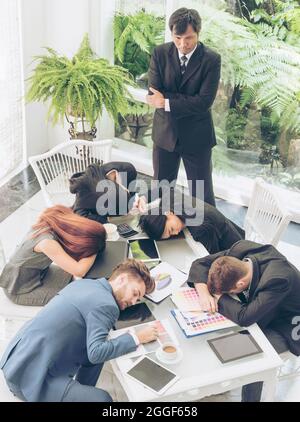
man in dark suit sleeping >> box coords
[69,162,142,223]
[188,240,300,401]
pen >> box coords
[129,193,140,215]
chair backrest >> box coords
[29,139,112,207]
[244,178,292,247]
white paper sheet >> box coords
[145,262,188,303]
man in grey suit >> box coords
[147,8,221,206]
[0,259,156,402]
[188,240,300,401]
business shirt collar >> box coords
[177,44,198,65]
[243,257,260,300]
[242,258,253,299]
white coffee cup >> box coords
[103,223,119,241]
[159,342,179,362]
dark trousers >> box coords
[153,144,215,206]
[61,363,112,402]
[242,328,289,402]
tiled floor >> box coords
[0,176,300,402]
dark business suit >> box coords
[185,202,245,254]
[148,42,221,206]
[188,240,300,401]
[70,162,137,224]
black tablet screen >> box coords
[115,302,155,330]
[127,357,176,392]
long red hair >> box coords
[31,205,106,260]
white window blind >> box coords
[0,0,24,182]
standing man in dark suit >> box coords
[147,8,221,206]
[188,240,300,401]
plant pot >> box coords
[118,112,153,142]
[65,112,97,141]
[68,127,97,141]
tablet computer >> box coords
[85,241,128,279]
[128,238,161,263]
[114,302,155,330]
[207,330,263,364]
[125,356,179,395]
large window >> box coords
[0,0,24,182]
[114,0,166,149]
[113,0,300,197]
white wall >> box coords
[90,0,116,139]
[44,0,91,148]
[21,0,96,156]
[20,0,48,158]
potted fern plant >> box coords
[114,10,165,143]
[26,34,133,140]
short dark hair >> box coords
[110,258,155,294]
[207,256,248,295]
[169,8,201,35]
[139,210,167,240]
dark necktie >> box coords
[180,55,188,75]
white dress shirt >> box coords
[242,258,253,302]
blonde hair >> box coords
[110,259,155,294]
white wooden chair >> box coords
[245,178,292,247]
[29,139,113,207]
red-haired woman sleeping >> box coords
[0,205,106,306]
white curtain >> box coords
[0,0,24,182]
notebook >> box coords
[171,309,236,338]
[85,240,128,279]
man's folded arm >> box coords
[218,278,291,327]
[168,56,221,118]
[148,48,163,93]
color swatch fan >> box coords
[171,287,202,312]
[171,309,237,338]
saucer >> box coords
[155,347,183,365]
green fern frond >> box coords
[114,11,165,80]
[194,5,300,135]
[26,34,134,127]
